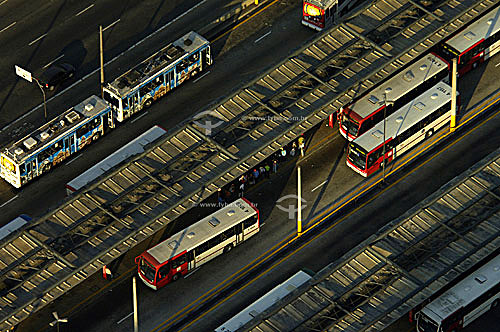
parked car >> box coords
[40,63,75,90]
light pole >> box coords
[33,78,48,122]
[382,88,393,183]
[49,311,68,332]
[14,65,47,122]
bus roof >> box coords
[0,215,31,241]
[446,6,500,53]
[104,31,209,97]
[2,95,109,164]
[346,54,447,119]
[146,198,257,264]
[66,126,166,194]
[352,81,452,153]
[215,270,312,332]
[304,0,337,9]
[421,254,500,323]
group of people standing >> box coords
[217,135,306,204]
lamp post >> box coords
[49,311,68,332]
[15,65,47,122]
[382,88,394,183]
[33,78,48,122]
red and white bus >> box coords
[414,253,500,332]
[302,0,361,31]
[346,81,454,177]
[135,198,259,290]
[336,53,449,140]
[434,5,500,76]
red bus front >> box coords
[302,2,326,31]
[346,141,394,177]
[135,250,189,290]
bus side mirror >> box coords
[135,256,140,264]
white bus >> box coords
[336,53,449,140]
[346,81,455,177]
[215,270,312,332]
[65,125,166,194]
[135,198,259,290]
[415,253,500,332]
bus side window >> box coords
[244,216,256,229]
[158,263,170,279]
[172,254,187,269]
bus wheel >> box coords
[144,98,153,108]
[492,299,499,309]
[224,244,233,253]
[473,62,478,69]
[425,129,434,139]
[172,273,180,282]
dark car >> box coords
[40,63,75,90]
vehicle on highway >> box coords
[434,5,500,76]
[135,198,259,290]
[0,96,114,188]
[65,125,166,195]
[302,0,362,31]
[413,253,500,332]
[346,81,454,177]
[103,31,212,122]
[335,53,449,141]
[40,63,75,91]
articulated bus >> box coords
[0,96,113,188]
[135,198,259,290]
[336,53,449,141]
[434,5,500,76]
[302,0,362,31]
[103,31,212,122]
[414,253,500,332]
[346,81,454,177]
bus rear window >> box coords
[103,90,120,109]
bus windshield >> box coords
[139,257,156,283]
[347,143,367,170]
[341,113,360,136]
[417,313,438,332]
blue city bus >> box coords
[103,31,212,122]
[0,95,114,188]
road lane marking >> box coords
[65,154,82,165]
[193,70,210,83]
[0,195,18,207]
[75,3,94,16]
[28,33,47,46]
[43,54,64,68]
[116,312,133,324]
[103,18,120,31]
[254,30,271,43]
[130,112,148,123]
[0,21,15,33]
[496,62,500,67]
[311,180,327,192]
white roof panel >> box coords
[446,6,500,53]
[66,126,166,193]
[352,81,452,152]
[346,54,448,119]
[147,199,257,263]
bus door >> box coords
[104,108,114,131]
[235,223,244,244]
[64,135,75,154]
[170,253,188,278]
[166,71,173,92]
[25,159,35,181]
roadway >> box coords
[15,50,500,331]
